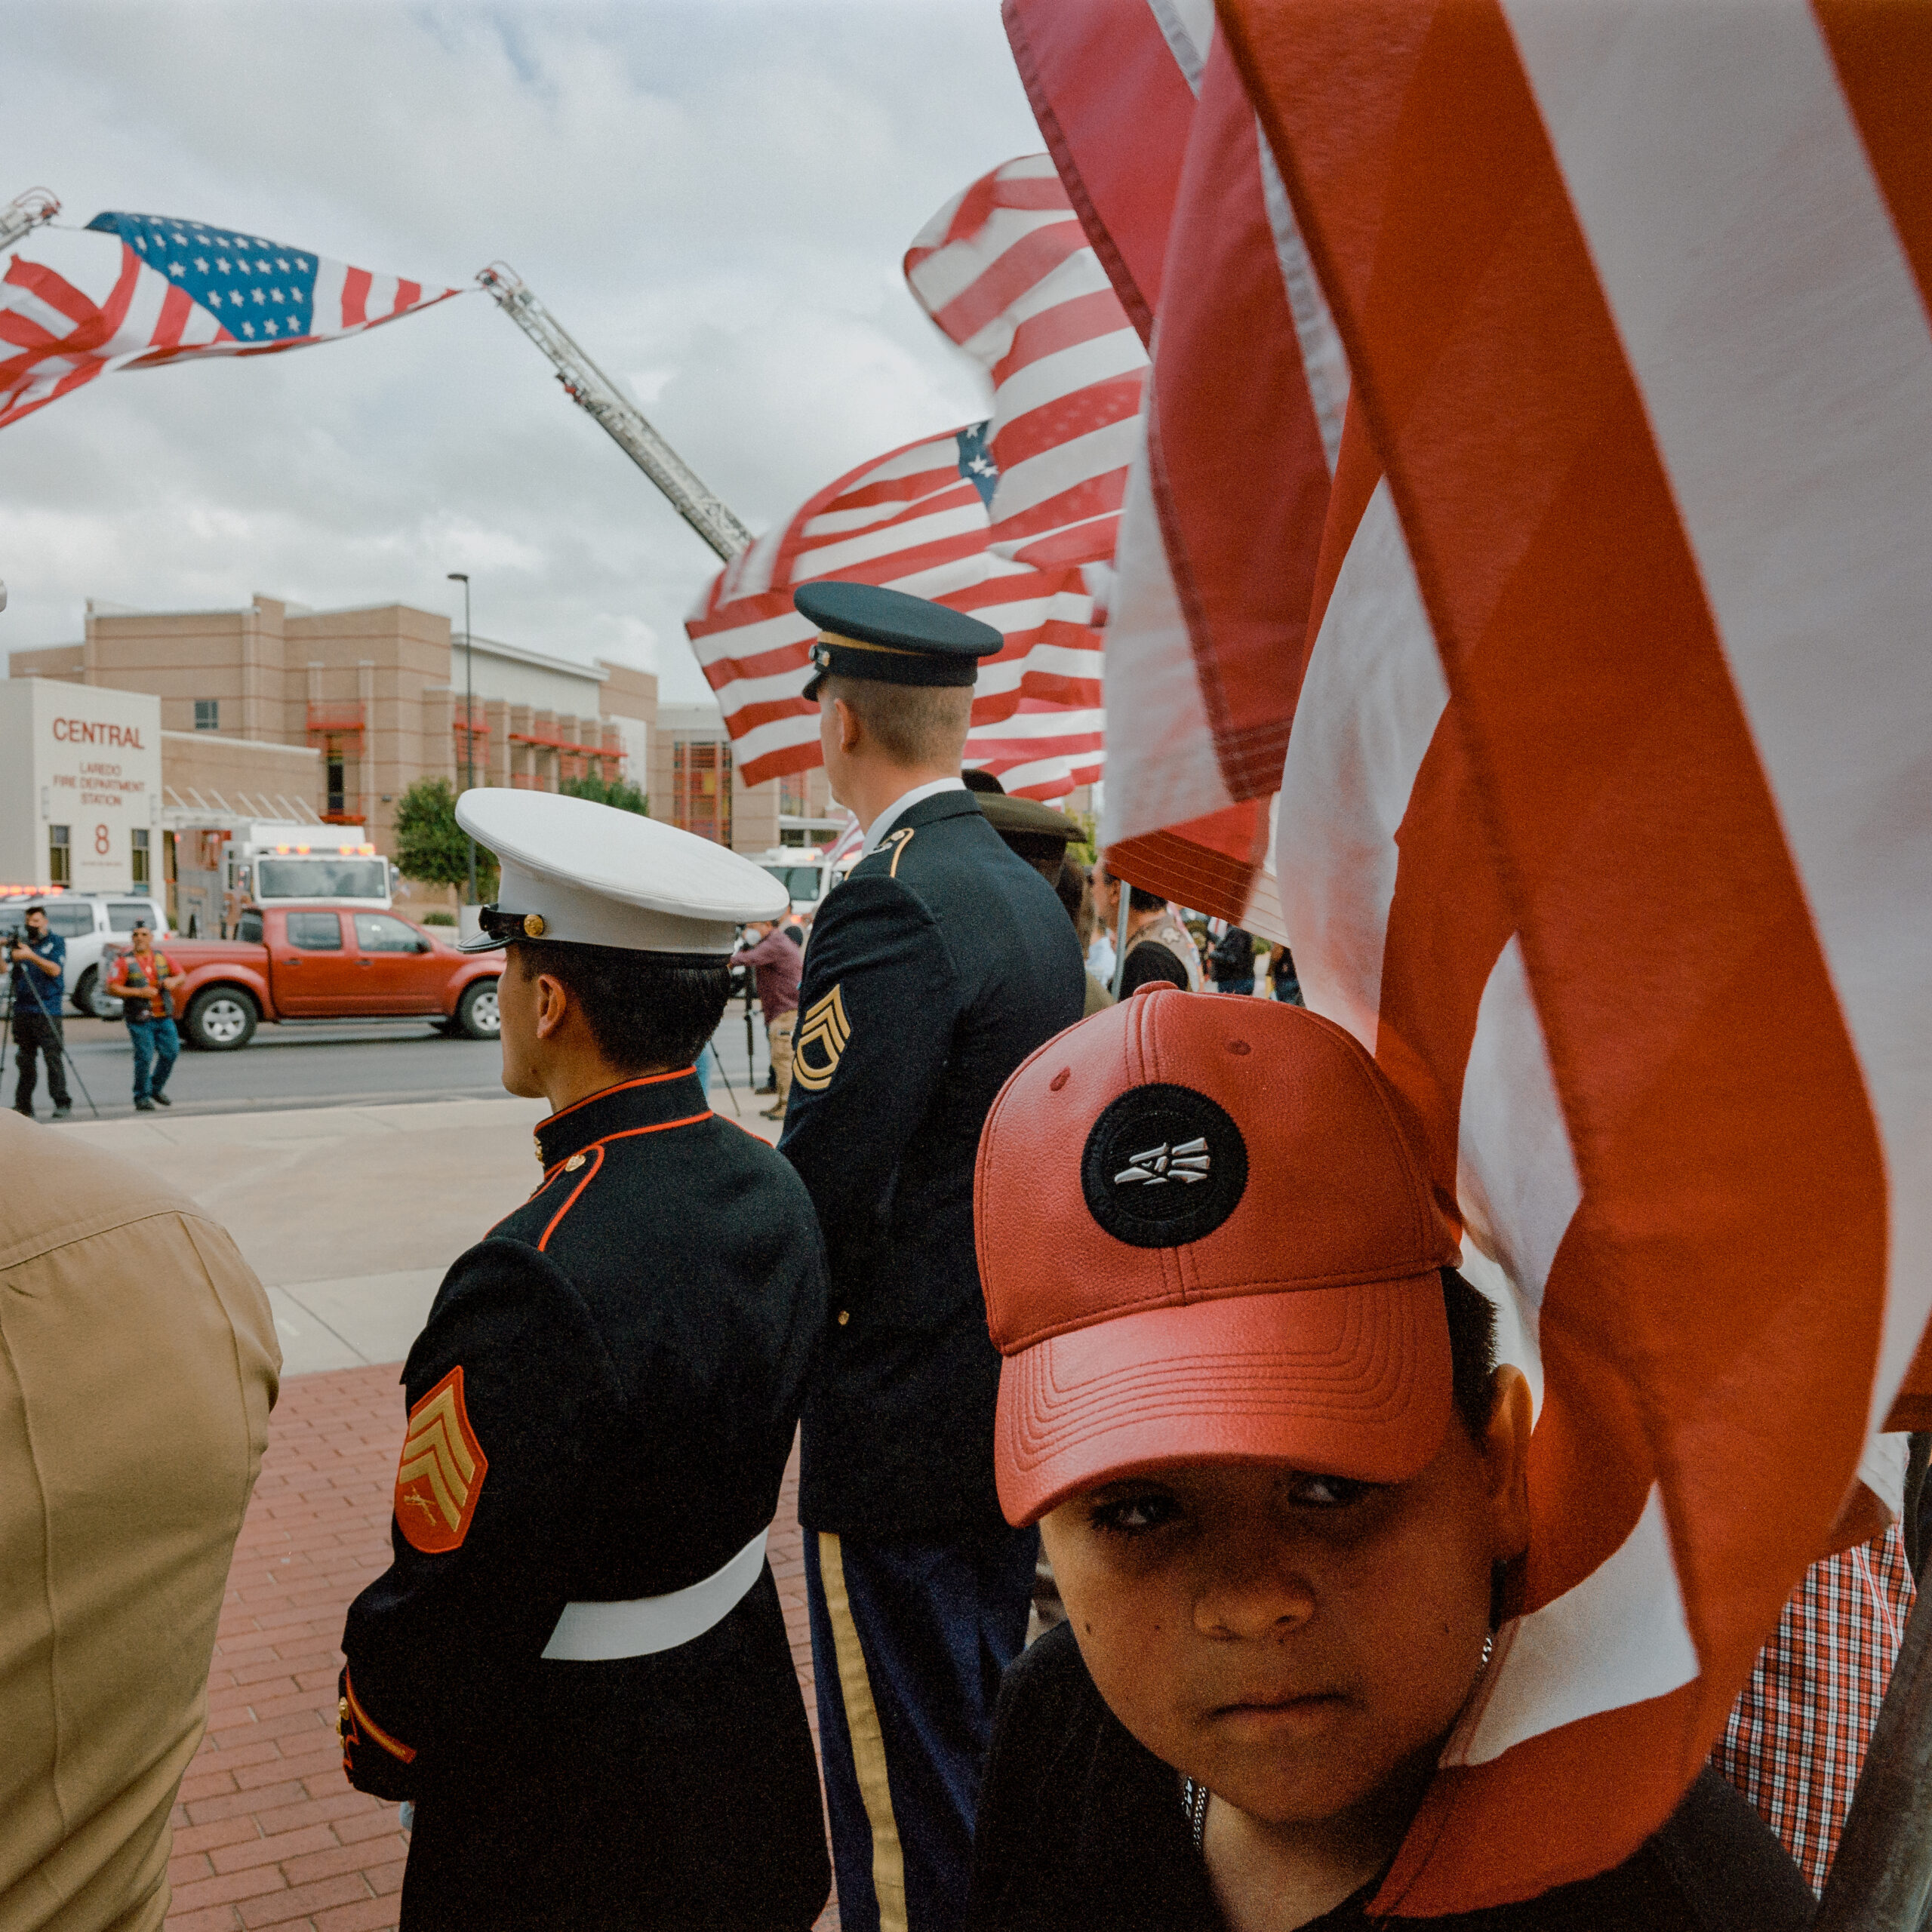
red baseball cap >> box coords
[977,983,1460,1525]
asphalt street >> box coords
[14,993,776,1122]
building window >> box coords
[327,750,346,818]
[48,825,70,884]
[131,827,150,886]
[194,699,220,731]
[672,739,732,846]
[779,772,809,817]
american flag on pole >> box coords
[1004,0,1340,940]
[2,211,461,430]
[685,422,1105,798]
[1019,0,1932,1914]
[688,154,1137,801]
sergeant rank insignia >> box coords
[395,1364,489,1553]
[792,983,851,1093]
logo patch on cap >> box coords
[1081,1083,1247,1248]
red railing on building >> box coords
[306,703,366,736]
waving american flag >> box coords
[2,211,461,430]
[685,421,1104,799]
[687,152,1133,802]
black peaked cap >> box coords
[796,581,1003,697]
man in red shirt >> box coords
[731,916,802,1121]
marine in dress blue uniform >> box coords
[338,792,830,1931]
[778,583,1087,1932]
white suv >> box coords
[10,894,172,1020]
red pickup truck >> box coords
[122,904,502,1051]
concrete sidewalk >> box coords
[64,1092,781,1374]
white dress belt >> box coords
[540,1527,769,1662]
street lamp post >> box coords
[447,572,477,906]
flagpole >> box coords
[1108,860,1133,1001]
[1812,1582,1932,1930]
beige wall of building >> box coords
[11,594,1075,882]
[161,730,324,823]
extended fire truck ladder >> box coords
[476,262,752,565]
[1,188,60,253]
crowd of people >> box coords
[0,579,1918,1932]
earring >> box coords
[1480,1630,1496,1671]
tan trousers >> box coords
[768,1008,797,1109]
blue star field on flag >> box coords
[955,422,998,509]
[85,212,319,341]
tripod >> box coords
[2,936,101,1120]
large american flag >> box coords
[1012,0,1932,1915]
[685,421,1104,798]
[687,154,1137,801]
[2,211,460,430]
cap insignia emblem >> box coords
[1081,1084,1247,1249]
[522,913,546,938]
[1115,1138,1211,1187]
[394,1365,489,1553]
[814,644,832,669]
[792,983,851,1093]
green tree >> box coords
[395,777,497,899]
[561,771,649,815]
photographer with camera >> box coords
[8,906,72,1121]
[106,921,186,1112]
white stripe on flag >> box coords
[1101,409,1233,844]
[790,501,986,577]
[908,204,1075,314]
[310,257,347,337]
[1456,937,1578,1345]
[1275,479,1445,1055]
[992,326,1149,426]
[1506,0,1932,1429]
[1442,1484,1699,1767]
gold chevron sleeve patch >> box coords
[792,983,852,1094]
[395,1365,489,1553]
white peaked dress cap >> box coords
[454,789,788,955]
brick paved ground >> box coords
[165,1364,836,1930]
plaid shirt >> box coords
[1712,1521,1916,1891]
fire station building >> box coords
[8,592,845,908]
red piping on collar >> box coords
[539,1143,605,1250]
[535,1110,713,1242]
[537,1066,697,1134]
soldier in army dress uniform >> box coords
[338,791,830,1930]
[778,583,1087,1932]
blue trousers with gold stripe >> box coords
[804,1523,1038,1932]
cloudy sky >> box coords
[0,2,1043,703]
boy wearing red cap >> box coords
[966,986,1813,1931]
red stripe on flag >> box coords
[927,220,1088,347]
[992,288,1137,381]
[1814,0,1932,323]
[391,279,421,316]
[150,281,193,352]
[1147,36,1332,802]
[1003,0,1196,343]
[341,266,372,328]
